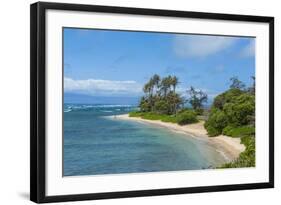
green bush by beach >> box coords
[207,77,256,168]
[205,86,255,137]
[222,125,255,138]
[177,110,198,125]
[129,111,178,123]
[204,108,228,136]
[129,110,198,125]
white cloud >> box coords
[173,35,236,58]
[64,77,142,96]
[240,40,255,57]
[214,64,225,72]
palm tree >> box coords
[140,74,183,114]
[151,74,160,95]
[161,76,173,97]
[143,82,151,96]
[171,76,179,93]
[160,78,168,97]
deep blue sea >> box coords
[63,104,226,176]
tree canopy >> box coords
[139,74,183,115]
[139,74,208,115]
[204,77,255,136]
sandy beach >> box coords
[110,114,245,163]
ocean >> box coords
[63,104,226,176]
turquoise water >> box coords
[63,104,226,176]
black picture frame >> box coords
[30,1,274,203]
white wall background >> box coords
[0,0,279,204]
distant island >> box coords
[116,74,255,168]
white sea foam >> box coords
[101,110,113,113]
[63,104,137,113]
[92,104,135,108]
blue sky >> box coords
[64,28,255,104]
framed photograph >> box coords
[30,2,274,203]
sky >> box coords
[63,28,255,104]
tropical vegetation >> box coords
[204,76,256,168]
[129,74,256,168]
[131,74,207,125]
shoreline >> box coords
[109,114,245,163]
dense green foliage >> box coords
[222,125,255,138]
[139,74,183,115]
[204,108,228,136]
[129,111,178,123]
[176,110,198,125]
[205,77,256,168]
[205,88,255,136]
[129,110,198,125]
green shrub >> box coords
[223,94,255,126]
[222,125,235,135]
[204,109,227,136]
[129,110,199,125]
[205,126,221,137]
[160,115,179,123]
[177,108,192,114]
[129,111,143,117]
[128,112,178,123]
[213,88,243,109]
[222,125,255,138]
[177,110,198,125]
[195,108,204,115]
[154,100,170,115]
[139,97,151,112]
[140,112,162,120]
[205,89,255,137]
[241,135,255,147]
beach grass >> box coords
[129,111,198,125]
[222,125,255,138]
[129,111,178,123]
